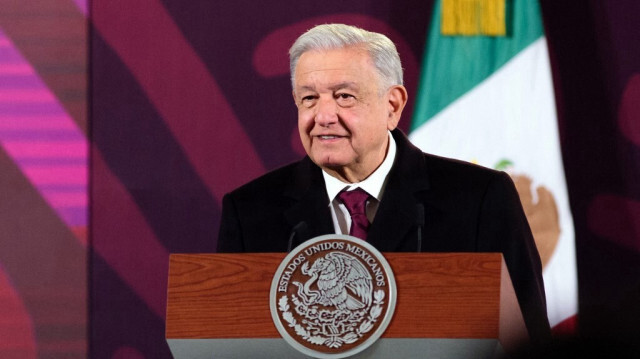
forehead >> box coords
[294,47,378,90]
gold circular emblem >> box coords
[270,234,396,358]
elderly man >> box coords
[217,23,550,343]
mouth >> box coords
[319,135,340,140]
[314,135,347,144]
[313,133,347,140]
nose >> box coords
[314,96,338,127]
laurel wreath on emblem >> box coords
[278,291,385,348]
[277,251,387,349]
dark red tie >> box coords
[338,188,371,240]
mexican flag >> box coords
[409,0,577,330]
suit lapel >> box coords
[283,157,333,244]
[367,130,430,252]
[367,185,420,251]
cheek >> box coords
[355,115,388,146]
[297,124,309,145]
[298,111,314,135]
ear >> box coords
[386,85,408,131]
[292,90,298,104]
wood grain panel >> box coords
[166,252,523,345]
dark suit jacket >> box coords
[218,129,551,344]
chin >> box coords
[312,156,349,170]
[310,148,356,167]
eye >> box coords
[300,95,317,107]
[335,92,356,106]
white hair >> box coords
[288,24,404,91]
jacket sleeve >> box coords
[216,193,245,253]
[477,171,551,345]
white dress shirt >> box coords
[322,131,397,235]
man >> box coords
[217,24,550,343]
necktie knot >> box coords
[338,188,371,240]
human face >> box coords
[293,47,405,183]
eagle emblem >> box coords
[294,252,372,311]
[270,235,396,358]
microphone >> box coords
[415,204,425,252]
[287,221,308,252]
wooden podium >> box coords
[166,253,528,358]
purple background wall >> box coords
[1,0,87,357]
[0,0,639,358]
[541,1,640,343]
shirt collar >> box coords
[322,131,397,202]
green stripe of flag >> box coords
[411,0,544,131]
